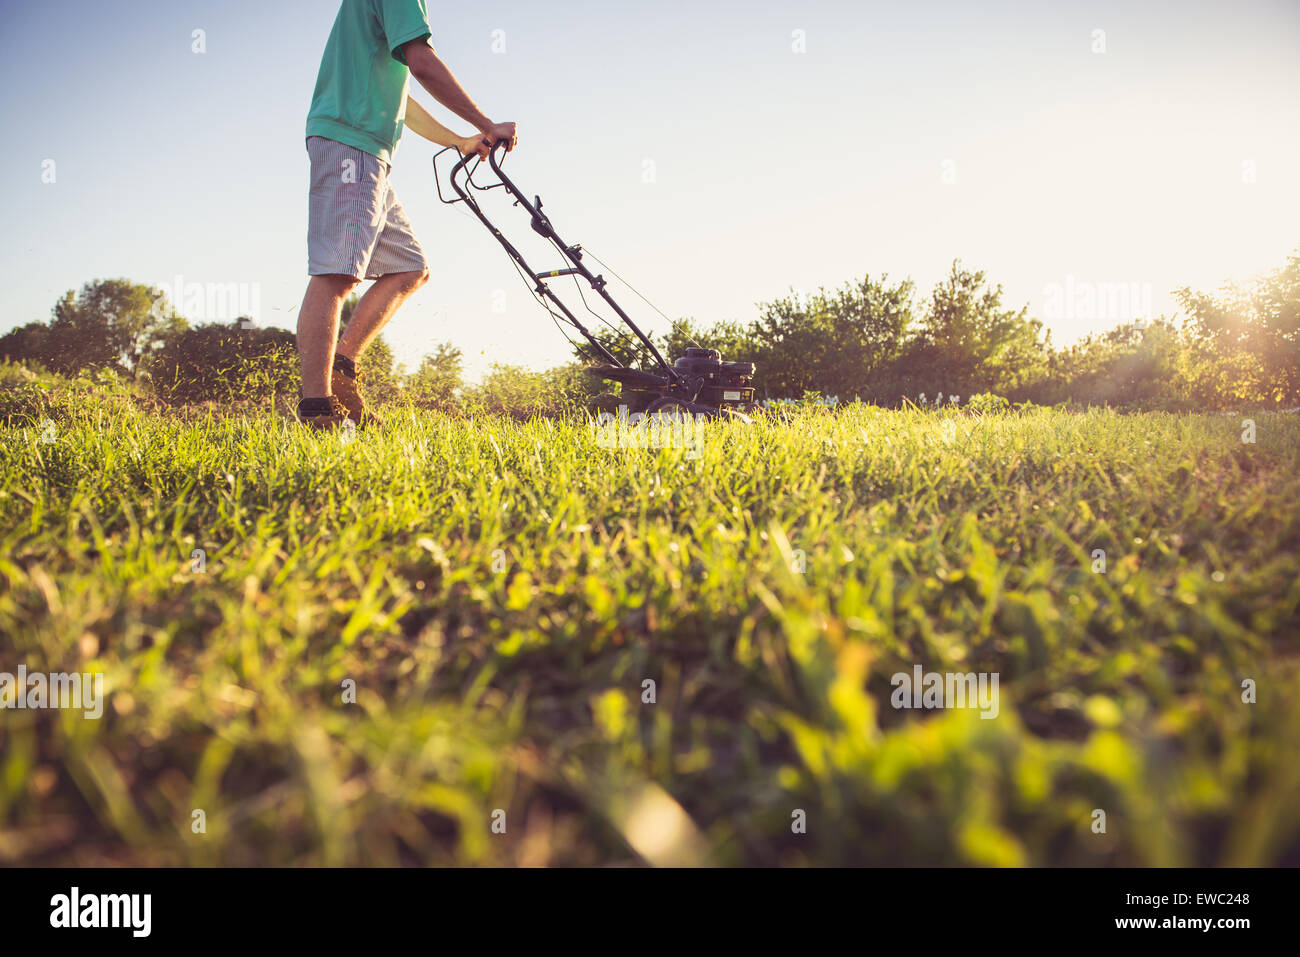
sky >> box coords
[1,0,1298,379]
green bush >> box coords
[0,362,151,428]
[146,322,299,405]
[461,361,596,418]
[405,343,465,411]
[966,392,1010,414]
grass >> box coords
[1,380,1298,866]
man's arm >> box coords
[401,38,517,151]
[404,94,494,157]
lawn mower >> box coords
[433,139,756,421]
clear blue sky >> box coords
[2,0,1298,378]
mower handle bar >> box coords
[433,138,683,384]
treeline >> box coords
[632,253,1300,410]
[2,252,1297,414]
[0,284,582,416]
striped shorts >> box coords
[306,136,429,280]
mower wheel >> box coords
[646,397,754,424]
[645,397,692,416]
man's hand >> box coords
[457,123,517,160]
[482,121,517,152]
[458,133,491,159]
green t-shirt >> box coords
[306,0,432,165]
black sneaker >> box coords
[296,395,353,431]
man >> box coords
[297,0,517,429]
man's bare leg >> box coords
[297,273,360,397]
[336,269,430,362]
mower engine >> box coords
[590,347,757,420]
[670,348,756,408]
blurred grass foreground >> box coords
[1,371,1298,866]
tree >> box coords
[1175,250,1300,405]
[907,261,1048,398]
[0,322,53,369]
[406,342,464,410]
[45,279,185,378]
[748,275,915,399]
[1032,319,1183,407]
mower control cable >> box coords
[433,140,700,379]
[439,143,649,371]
